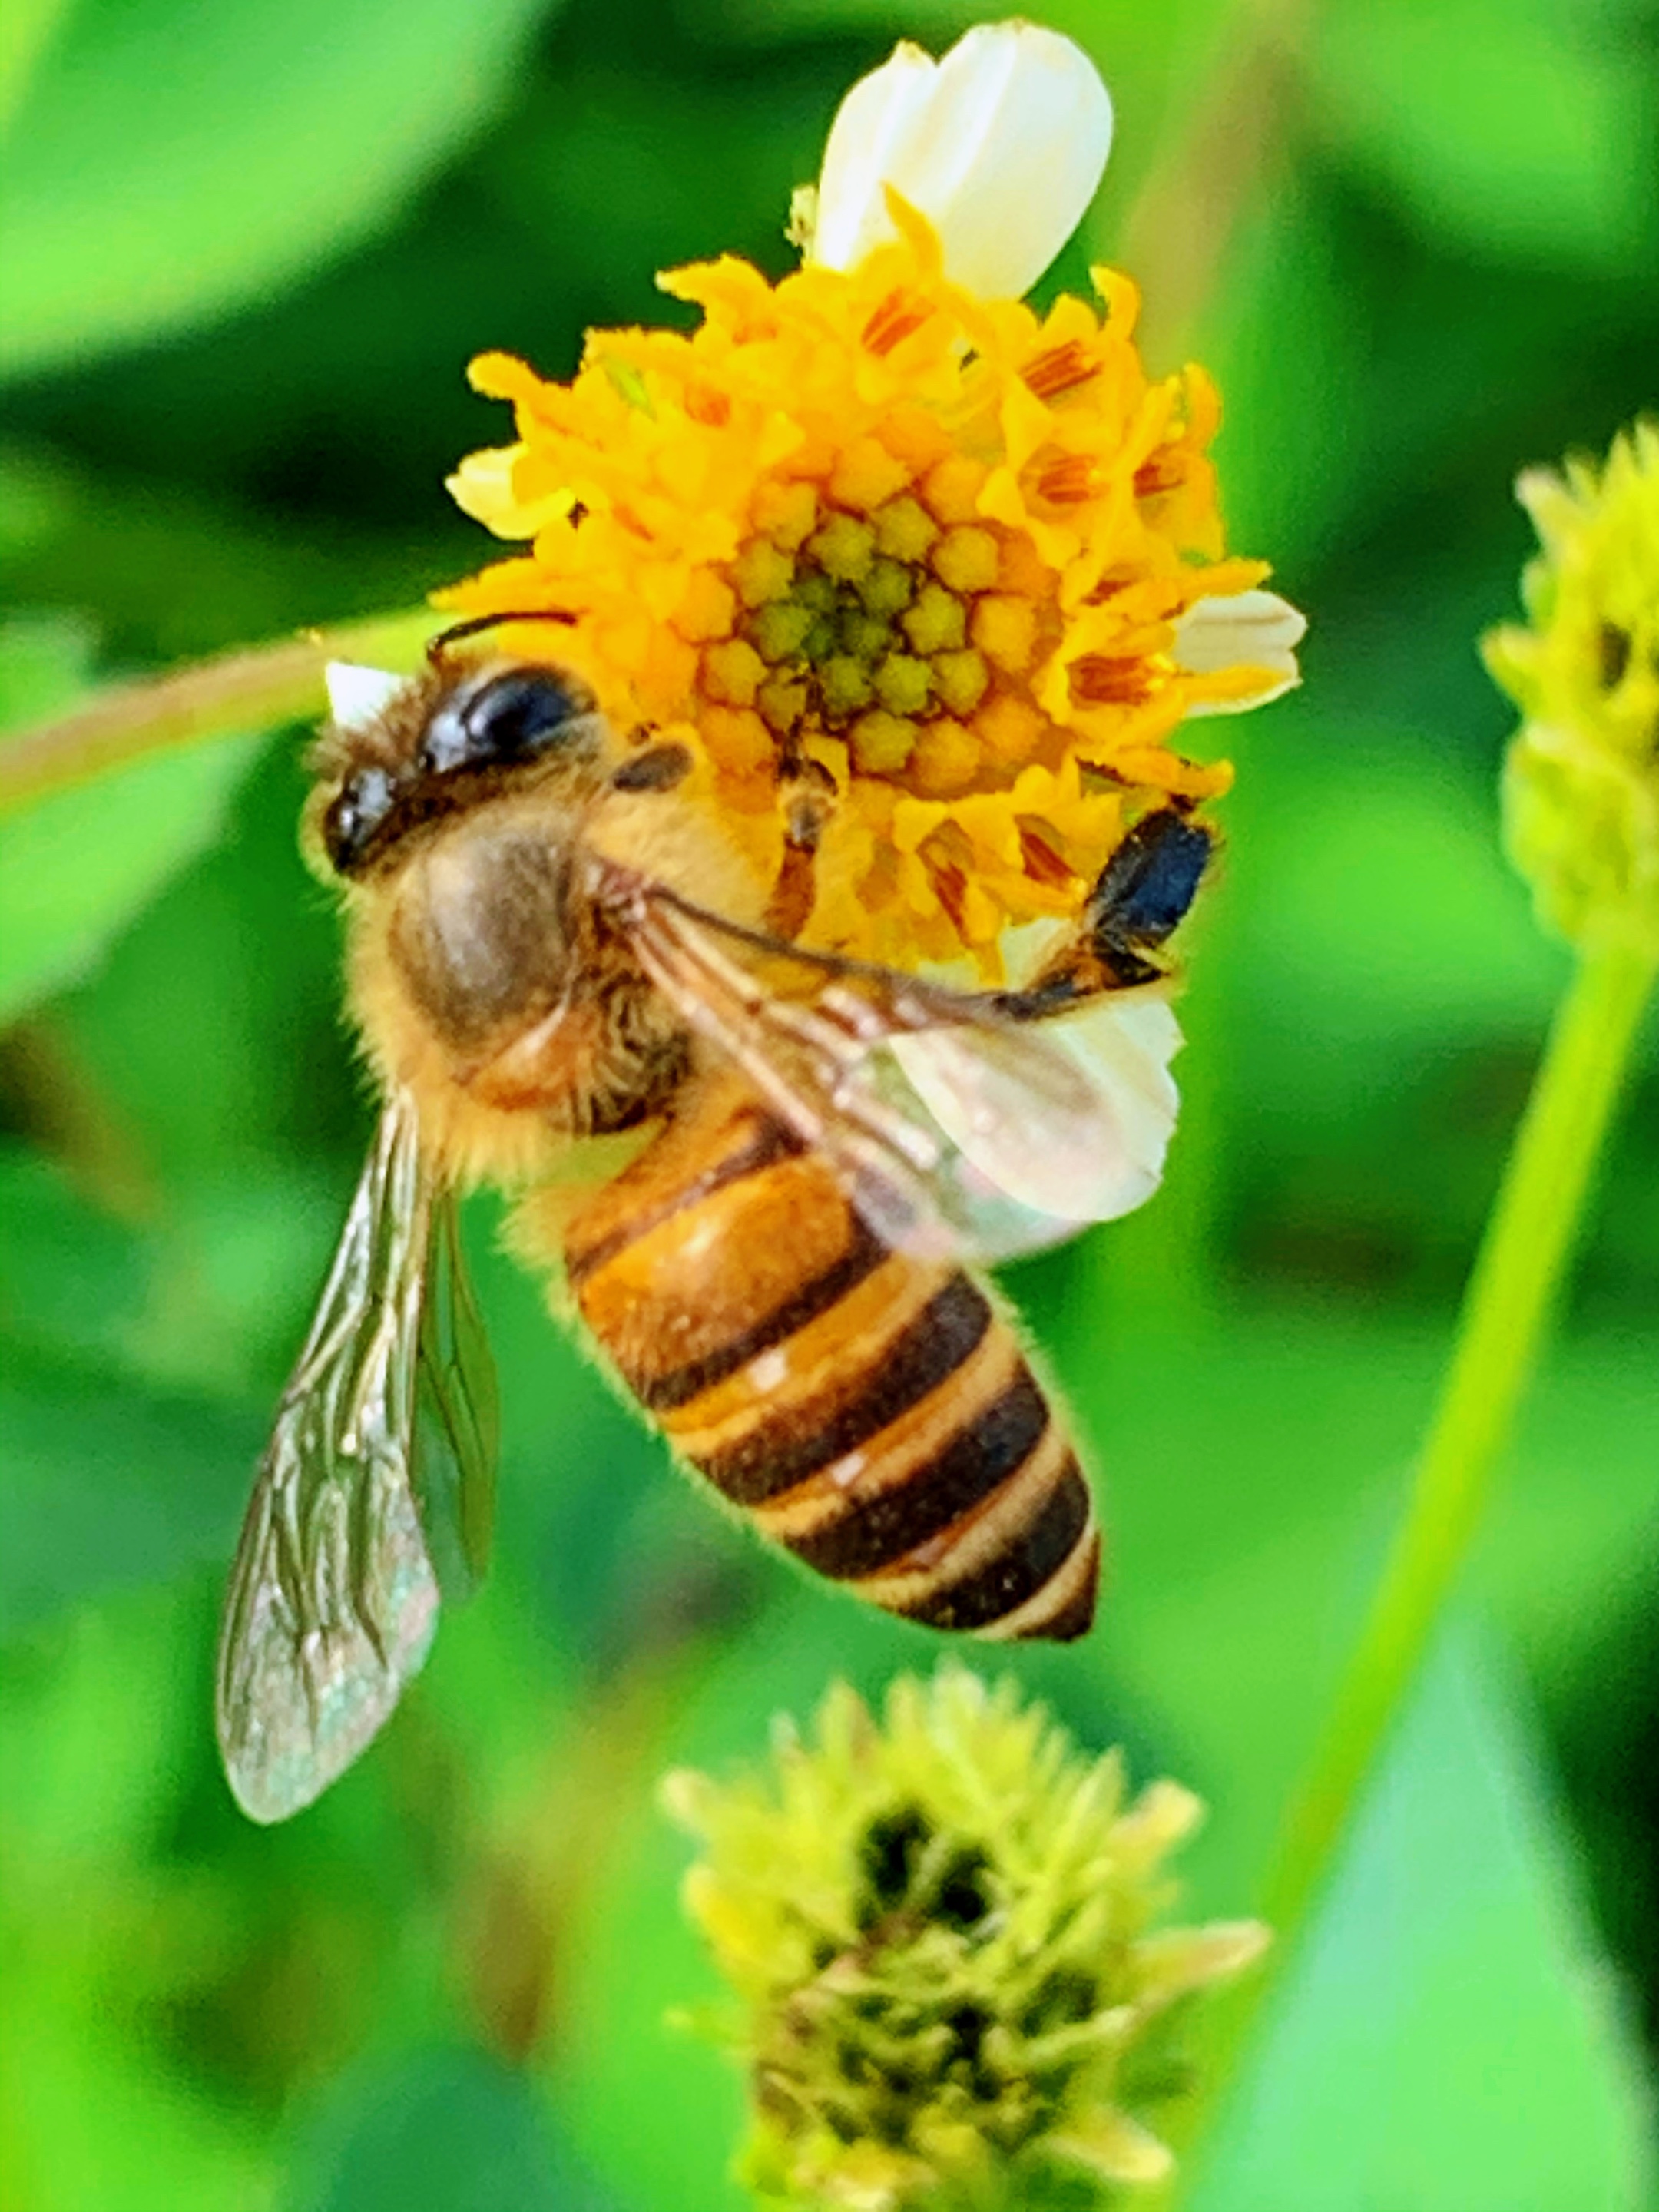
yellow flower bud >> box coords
[1482,419,1659,953]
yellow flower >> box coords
[1483,419,1659,955]
[663,1664,1267,2210]
[439,23,1302,974]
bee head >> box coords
[316,659,604,879]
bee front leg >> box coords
[764,759,839,941]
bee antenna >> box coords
[426,609,578,664]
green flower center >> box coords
[722,495,1027,775]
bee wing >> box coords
[608,875,1176,1263]
[888,993,1182,1230]
[412,1186,501,1604]
[215,1092,442,1824]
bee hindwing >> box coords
[216,1093,442,1823]
[413,1187,501,1603]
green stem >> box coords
[1170,931,1657,2195]
[0,605,438,815]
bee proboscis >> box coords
[216,634,1213,1821]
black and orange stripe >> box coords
[561,1076,1099,1641]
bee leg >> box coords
[610,740,693,793]
[1087,806,1214,950]
[764,759,839,940]
[990,808,1216,1023]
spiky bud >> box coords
[662,1664,1267,2210]
[1483,419,1659,954]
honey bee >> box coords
[216,622,1213,1821]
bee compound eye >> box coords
[455,669,591,769]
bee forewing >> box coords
[618,877,1177,1267]
[216,1094,442,1823]
[887,995,1183,1237]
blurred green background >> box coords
[2,0,1657,2206]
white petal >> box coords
[891,992,1181,1232]
[325,661,403,729]
[1175,588,1306,714]
[809,23,1112,300]
[1055,995,1184,1215]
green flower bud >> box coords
[661,1664,1267,2210]
[1482,419,1659,953]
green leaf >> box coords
[0,0,561,379]
[0,604,91,722]
[290,2047,583,2212]
[0,443,74,566]
[1310,0,1657,273]
[0,1912,274,2212]
[0,1153,267,1641]
[1189,1629,1655,2212]
[0,1148,150,1364]
[0,1342,259,1634]
[1219,718,1565,1100]
[1196,187,1369,570]
[0,0,71,141]
[0,441,442,665]
[0,616,263,1020]
[0,733,264,1018]
[0,1588,275,2208]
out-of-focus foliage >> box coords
[0,620,264,1020]
[0,0,558,376]
[0,0,1654,2207]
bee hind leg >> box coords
[991,807,1215,1023]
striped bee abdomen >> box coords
[561,1078,1100,1641]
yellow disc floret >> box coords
[442,202,1281,973]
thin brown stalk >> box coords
[1108,0,1311,366]
[0,607,439,816]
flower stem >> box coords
[0,605,438,815]
[1169,932,1657,2197]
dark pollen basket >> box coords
[1091,807,1214,952]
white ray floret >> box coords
[892,994,1182,1231]
[807,22,1114,302]
[1174,589,1306,714]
